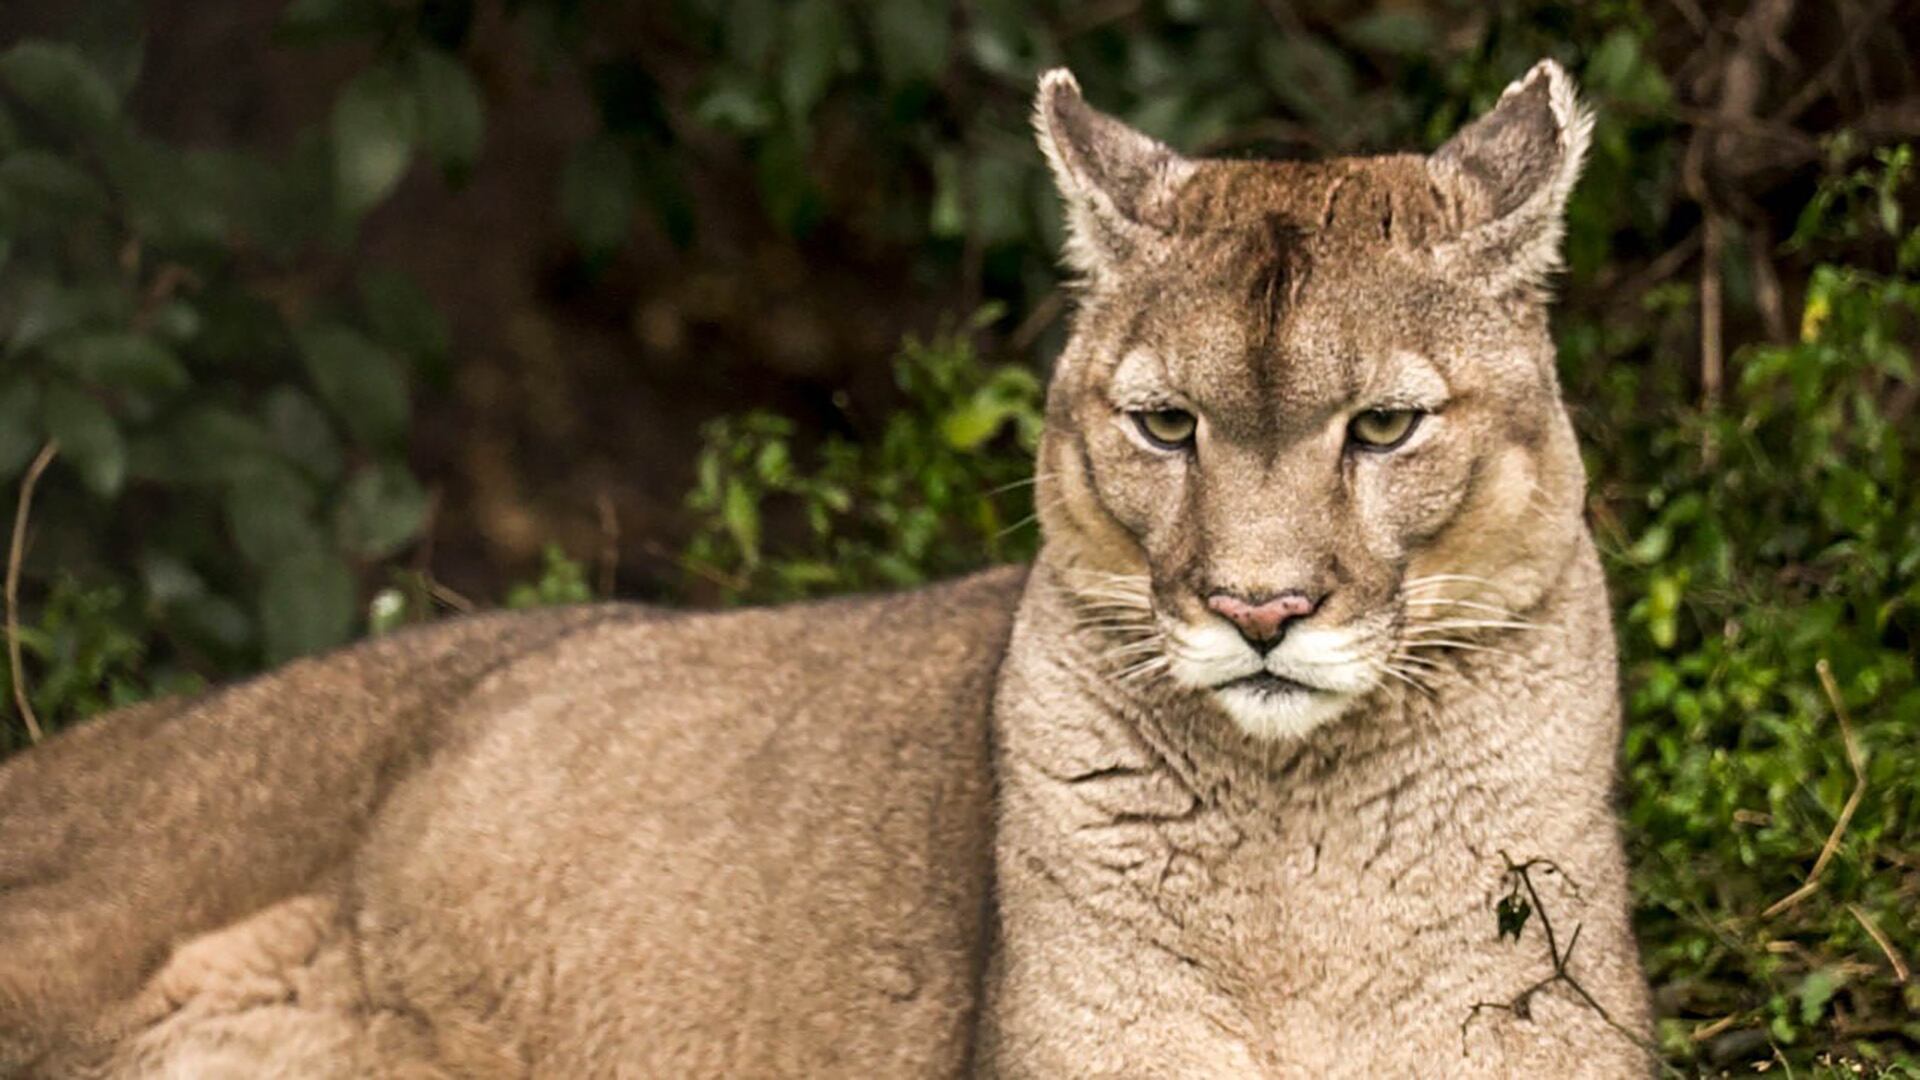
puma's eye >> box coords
[1348,408,1423,451]
[1132,408,1197,450]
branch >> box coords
[6,441,59,744]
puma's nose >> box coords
[1207,591,1318,653]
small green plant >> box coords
[684,308,1042,602]
[0,575,204,755]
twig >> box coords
[1761,658,1868,918]
[1699,213,1725,419]
[1460,852,1671,1071]
[1008,289,1066,354]
[1603,227,1702,311]
[1663,0,1710,35]
[1771,0,1900,124]
[1847,903,1910,984]
[1690,1013,1742,1042]
[427,581,477,614]
[1748,221,1790,342]
[7,442,59,744]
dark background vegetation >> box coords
[1,0,1917,1072]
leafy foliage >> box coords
[684,308,1042,600]
[1606,149,1920,1067]
[0,27,460,729]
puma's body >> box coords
[4,60,1655,1078]
[1,569,1024,1076]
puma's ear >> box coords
[1033,68,1194,280]
[1428,60,1593,298]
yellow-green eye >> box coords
[1348,408,1423,450]
[1133,408,1197,449]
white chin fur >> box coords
[1213,684,1358,741]
[1165,620,1382,741]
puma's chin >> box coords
[1212,677,1358,741]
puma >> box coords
[1,60,1651,1077]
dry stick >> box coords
[1690,1013,1741,1043]
[1761,658,1868,919]
[1847,903,1910,984]
[6,442,59,744]
[1700,213,1725,419]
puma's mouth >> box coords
[1220,671,1316,697]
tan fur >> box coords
[0,60,1648,1078]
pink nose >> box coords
[1207,591,1317,645]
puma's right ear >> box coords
[1427,60,1593,299]
[1033,69,1194,280]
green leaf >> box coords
[505,544,592,608]
[560,137,638,258]
[225,464,323,567]
[262,385,344,483]
[43,384,125,496]
[692,75,776,135]
[296,322,410,448]
[410,48,485,177]
[754,129,817,235]
[0,150,109,220]
[0,42,120,137]
[136,405,273,486]
[259,549,356,663]
[47,332,190,393]
[781,0,847,122]
[1798,970,1837,1027]
[871,0,950,87]
[723,478,760,565]
[331,64,417,217]
[333,463,428,559]
[99,136,232,247]
[1626,524,1672,566]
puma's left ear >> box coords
[1428,60,1593,298]
[1033,68,1195,281]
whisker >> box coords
[1400,573,1505,592]
[1380,666,1436,698]
[1402,598,1532,619]
[1404,618,1542,634]
[1116,656,1170,684]
[1398,638,1519,659]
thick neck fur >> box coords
[982,539,1653,1078]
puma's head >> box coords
[1032,61,1594,740]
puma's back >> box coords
[0,567,1024,1076]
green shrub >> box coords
[683,307,1042,601]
